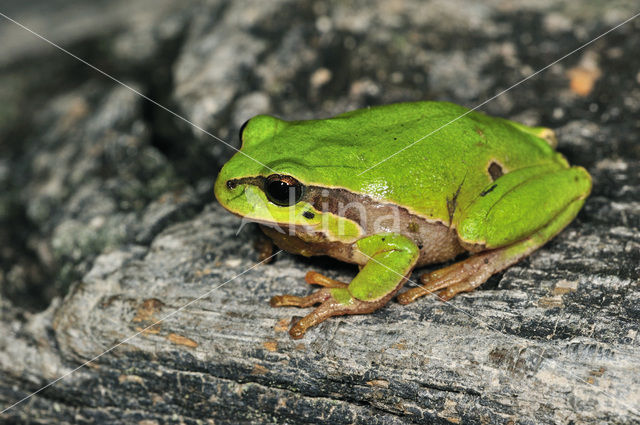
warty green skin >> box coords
[217,102,572,239]
[214,101,592,338]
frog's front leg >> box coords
[270,234,419,339]
[398,165,591,304]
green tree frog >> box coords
[214,101,591,339]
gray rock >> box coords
[1,0,640,424]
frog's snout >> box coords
[214,171,262,211]
[213,172,231,205]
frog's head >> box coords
[214,115,361,242]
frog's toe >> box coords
[435,278,479,301]
[271,272,347,308]
[305,271,348,288]
[287,289,383,339]
[288,296,345,339]
[270,288,332,308]
[396,268,458,304]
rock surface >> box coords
[1,0,639,424]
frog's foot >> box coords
[397,250,505,304]
[268,272,347,311]
[305,271,348,288]
[270,233,419,339]
[271,287,390,339]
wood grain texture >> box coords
[1,0,639,423]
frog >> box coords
[214,101,591,339]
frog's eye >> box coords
[265,174,304,206]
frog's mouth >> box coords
[222,200,323,233]
[229,213,318,231]
[226,206,331,243]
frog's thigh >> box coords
[398,166,591,304]
[457,166,591,249]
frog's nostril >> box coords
[226,180,238,190]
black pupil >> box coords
[266,179,300,205]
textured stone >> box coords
[1,0,639,424]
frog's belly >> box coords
[408,218,466,266]
[260,212,465,267]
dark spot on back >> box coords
[480,184,498,197]
[488,162,503,181]
[303,211,315,219]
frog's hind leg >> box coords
[398,196,586,303]
[270,234,419,339]
[398,166,591,304]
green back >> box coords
[226,101,566,222]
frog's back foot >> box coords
[507,120,557,148]
[535,127,557,148]
[398,192,587,304]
